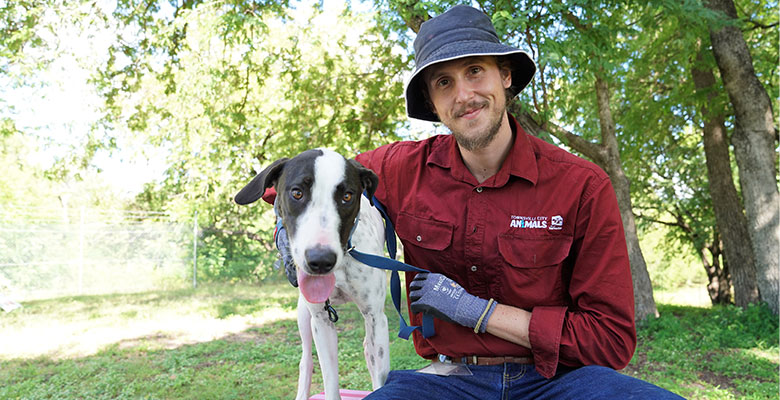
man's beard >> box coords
[449,100,505,152]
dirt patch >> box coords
[693,368,737,395]
[117,332,181,350]
[220,329,268,344]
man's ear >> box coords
[495,56,513,89]
[234,158,289,205]
[349,159,379,206]
[501,66,512,89]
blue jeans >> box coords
[364,364,684,399]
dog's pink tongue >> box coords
[297,269,336,303]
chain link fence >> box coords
[0,204,197,302]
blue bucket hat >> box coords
[405,5,537,122]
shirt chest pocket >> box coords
[396,212,454,251]
[497,234,573,305]
[498,234,573,267]
[396,213,455,272]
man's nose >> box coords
[453,80,474,103]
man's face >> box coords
[423,56,512,151]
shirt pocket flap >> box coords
[498,234,573,268]
[396,213,454,251]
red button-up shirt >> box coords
[355,115,636,378]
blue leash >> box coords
[348,194,435,339]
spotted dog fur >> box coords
[235,149,390,400]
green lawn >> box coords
[0,282,777,399]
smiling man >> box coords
[355,5,684,399]
[272,4,684,399]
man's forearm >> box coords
[484,304,532,349]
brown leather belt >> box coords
[438,354,534,365]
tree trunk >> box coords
[593,77,658,321]
[690,47,759,307]
[702,233,732,305]
[705,0,779,314]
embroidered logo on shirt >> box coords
[550,215,563,230]
[510,215,564,230]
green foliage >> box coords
[640,225,707,290]
[95,2,411,281]
[0,0,47,76]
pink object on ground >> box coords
[309,389,371,399]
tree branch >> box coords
[744,20,778,31]
[515,111,608,166]
[562,11,593,32]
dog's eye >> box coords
[342,192,353,203]
[291,188,303,200]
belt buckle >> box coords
[437,354,452,364]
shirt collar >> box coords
[426,113,539,187]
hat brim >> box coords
[404,42,536,122]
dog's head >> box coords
[235,148,378,283]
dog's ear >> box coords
[234,158,289,205]
[349,159,379,206]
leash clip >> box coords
[324,299,339,323]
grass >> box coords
[625,303,778,399]
[0,282,777,399]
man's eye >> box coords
[469,66,482,74]
[291,189,303,200]
[342,192,353,203]
[436,78,450,87]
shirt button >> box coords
[416,235,422,242]
[476,187,483,193]
[470,265,478,272]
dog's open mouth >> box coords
[297,268,336,303]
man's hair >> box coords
[420,55,516,116]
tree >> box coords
[1,0,127,209]
[96,2,411,280]
[691,44,758,307]
[704,0,779,314]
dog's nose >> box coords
[305,246,337,273]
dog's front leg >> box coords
[296,295,314,400]
[361,308,390,390]
[309,303,341,400]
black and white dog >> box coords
[235,148,390,400]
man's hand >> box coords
[409,272,497,333]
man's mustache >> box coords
[454,100,488,117]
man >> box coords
[275,5,683,399]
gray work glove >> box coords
[409,272,498,333]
